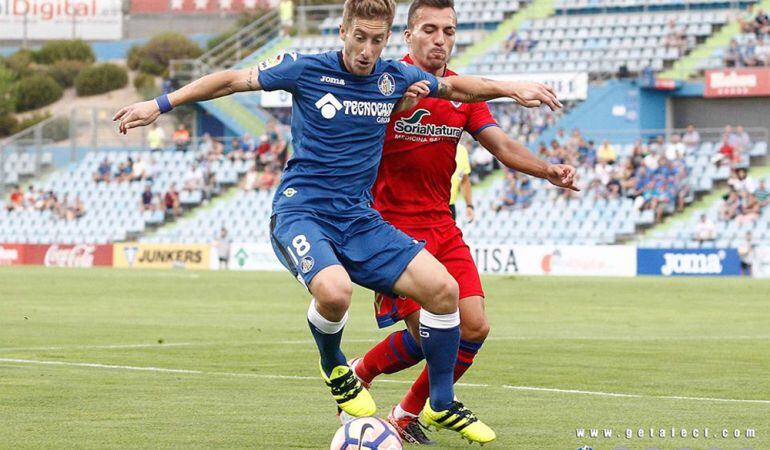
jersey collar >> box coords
[402,54,448,78]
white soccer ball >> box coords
[330,416,403,450]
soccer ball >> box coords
[329,416,403,450]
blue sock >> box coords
[419,309,460,411]
[307,299,348,377]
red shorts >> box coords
[374,221,484,328]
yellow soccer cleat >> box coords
[320,361,376,418]
[421,400,496,444]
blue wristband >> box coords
[155,95,173,114]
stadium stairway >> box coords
[454,0,555,69]
[659,0,770,80]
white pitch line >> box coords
[265,335,770,345]
[1,358,769,406]
[0,343,195,352]
[502,385,770,405]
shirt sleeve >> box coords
[257,52,305,93]
[398,62,439,97]
[465,101,499,138]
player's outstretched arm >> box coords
[113,67,261,134]
[437,76,563,111]
[477,126,579,191]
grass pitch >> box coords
[1,267,769,449]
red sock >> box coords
[399,339,483,416]
[356,329,423,384]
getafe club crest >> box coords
[300,256,315,274]
[378,73,396,96]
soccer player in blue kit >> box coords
[114,0,561,442]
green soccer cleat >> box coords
[320,361,376,418]
[421,400,496,445]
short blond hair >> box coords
[342,0,397,28]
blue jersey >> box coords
[257,51,439,218]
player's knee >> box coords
[461,318,490,343]
[430,276,459,314]
[313,279,352,316]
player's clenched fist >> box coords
[113,100,162,135]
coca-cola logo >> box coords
[44,245,96,268]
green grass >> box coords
[1,268,769,449]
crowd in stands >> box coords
[725,5,770,67]
[694,169,768,246]
[141,183,182,218]
[503,31,536,53]
[720,169,769,224]
[488,126,707,223]
[4,185,85,221]
[714,125,752,168]
[663,19,689,57]
[93,155,158,184]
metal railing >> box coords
[568,126,769,145]
[553,0,754,15]
[170,9,281,82]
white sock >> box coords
[307,298,347,334]
[419,309,460,329]
[394,404,418,419]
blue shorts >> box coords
[269,211,425,297]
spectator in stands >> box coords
[228,137,242,161]
[131,157,147,182]
[720,188,741,220]
[241,163,260,191]
[183,163,204,192]
[728,168,757,193]
[554,128,568,147]
[738,231,755,277]
[470,143,495,183]
[256,135,272,168]
[43,190,58,212]
[6,185,24,212]
[173,124,191,152]
[203,168,218,201]
[241,133,256,156]
[734,125,751,153]
[737,191,761,224]
[24,186,37,211]
[742,37,760,66]
[754,179,769,207]
[665,134,685,161]
[141,185,154,212]
[214,227,231,270]
[713,133,737,168]
[71,195,85,220]
[56,194,70,220]
[117,157,135,183]
[94,158,112,183]
[739,4,757,34]
[259,165,279,190]
[164,183,182,218]
[694,214,716,246]
[200,132,224,162]
[682,125,700,154]
[755,8,770,36]
[664,19,687,55]
[724,39,742,67]
[597,140,617,164]
[148,124,166,152]
[504,31,533,53]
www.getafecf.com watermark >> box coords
[574,426,756,449]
